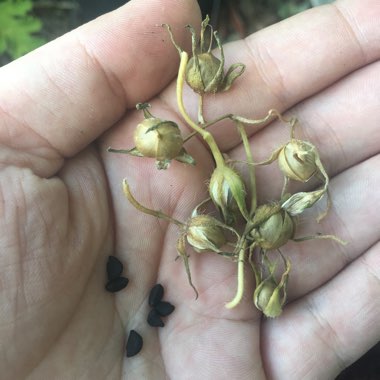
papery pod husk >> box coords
[185,53,224,94]
[281,188,325,216]
[250,205,295,250]
[209,165,248,225]
[134,118,183,161]
[253,256,291,318]
[254,277,283,318]
[278,140,318,182]
[186,54,245,94]
[186,215,227,252]
[133,117,195,169]
[184,16,245,94]
[250,203,282,228]
[221,63,246,92]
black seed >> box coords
[148,284,164,307]
[105,277,129,293]
[147,308,165,327]
[107,256,123,281]
[126,330,143,357]
[155,301,175,316]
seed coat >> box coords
[105,277,129,293]
[126,330,143,357]
[155,301,175,316]
[107,256,123,281]
[148,284,164,307]
[147,308,165,327]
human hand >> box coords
[1,0,379,379]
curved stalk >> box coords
[236,120,257,215]
[177,51,225,168]
[198,94,205,124]
[225,240,247,309]
[123,180,184,227]
[183,108,294,143]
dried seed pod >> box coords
[209,165,248,225]
[148,284,164,307]
[108,103,195,170]
[126,330,143,357]
[186,53,222,94]
[147,309,165,327]
[177,210,240,298]
[185,19,245,94]
[253,256,291,318]
[186,215,227,252]
[254,278,284,318]
[278,140,319,182]
[134,118,182,160]
[254,119,330,215]
[106,256,123,281]
[155,301,175,317]
[250,203,295,250]
[164,16,245,94]
[281,189,326,216]
[105,277,129,293]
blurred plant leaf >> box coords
[0,0,45,59]
[277,0,311,19]
[310,0,334,6]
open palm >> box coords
[1,0,379,379]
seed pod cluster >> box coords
[112,16,346,320]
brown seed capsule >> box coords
[209,165,247,225]
[108,103,195,170]
[134,118,183,161]
[186,215,227,252]
[278,140,318,182]
[105,277,129,293]
[126,330,143,357]
[164,16,244,94]
[106,256,123,281]
[254,278,284,318]
[148,284,164,307]
[250,204,295,250]
[185,52,224,94]
[253,256,291,318]
[155,301,175,317]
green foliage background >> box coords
[0,0,45,59]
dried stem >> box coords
[183,108,292,143]
[198,95,205,124]
[123,180,184,227]
[293,234,347,245]
[235,120,257,215]
[177,51,225,168]
[225,239,247,309]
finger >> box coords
[0,0,201,177]
[281,153,380,300]
[262,240,380,380]
[162,0,380,151]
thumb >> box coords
[0,0,201,176]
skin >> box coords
[0,0,379,378]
